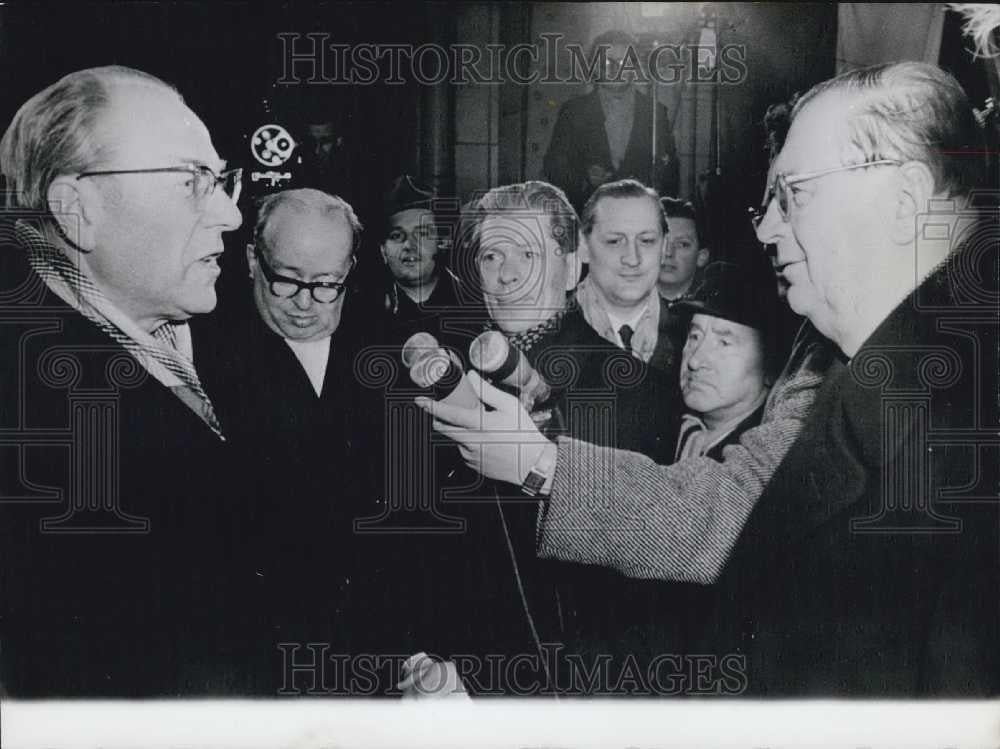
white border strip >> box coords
[2,699,999,749]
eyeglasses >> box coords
[77,164,243,203]
[749,159,901,229]
[254,246,354,303]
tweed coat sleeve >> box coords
[537,323,836,584]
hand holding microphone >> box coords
[468,330,552,413]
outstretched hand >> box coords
[415,370,552,486]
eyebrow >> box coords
[178,157,228,172]
[709,320,743,337]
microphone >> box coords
[402,332,480,409]
[468,330,551,408]
[401,331,439,369]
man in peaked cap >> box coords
[670,260,785,462]
[379,175,469,345]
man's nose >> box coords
[754,196,784,247]
[686,338,708,370]
[498,256,522,286]
[292,287,314,310]
[621,240,642,268]
[205,187,243,232]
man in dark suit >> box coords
[574,179,686,375]
[543,30,680,212]
[424,62,999,696]
[421,181,681,695]
[195,188,436,695]
[0,66,272,696]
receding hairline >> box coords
[590,193,663,228]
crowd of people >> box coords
[0,50,996,699]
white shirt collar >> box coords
[284,336,332,397]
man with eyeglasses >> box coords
[195,188,428,695]
[0,66,282,697]
[543,30,680,212]
[423,62,999,695]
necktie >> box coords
[619,324,634,353]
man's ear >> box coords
[696,247,710,268]
[47,176,98,251]
[245,243,257,278]
[564,252,582,292]
[379,243,388,263]
[891,160,936,245]
[576,229,591,264]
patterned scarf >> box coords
[574,275,660,362]
[493,297,577,356]
[18,220,223,440]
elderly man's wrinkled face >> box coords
[83,83,242,328]
[583,195,664,312]
[381,208,439,287]
[681,313,767,428]
[478,209,572,334]
[660,216,708,299]
[754,91,900,348]
[248,207,354,342]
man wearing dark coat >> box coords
[424,62,1000,697]
[377,175,477,352]
[422,181,682,695]
[0,66,272,696]
[543,30,680,212]
[193,188,439,695]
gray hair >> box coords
[254,188,363,256]
[0,65,179,211]
[793,62,985,197]
[469,180,578,256]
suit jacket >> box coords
[193,298,442,693]
[544,89,680,210]
[706,257,1000,696]
[0,238,273,697]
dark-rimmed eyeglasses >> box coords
[254,246,354,304]
[749,159,901,229]
[77,165,243,203]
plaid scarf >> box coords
[494,297,577,356]
[18,220,223,440]
[574,275,660,362]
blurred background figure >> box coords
[543,29,679,212]
[658,197,709,302]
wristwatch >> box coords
[520,443,557,497]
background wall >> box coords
[0,1,992,274]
